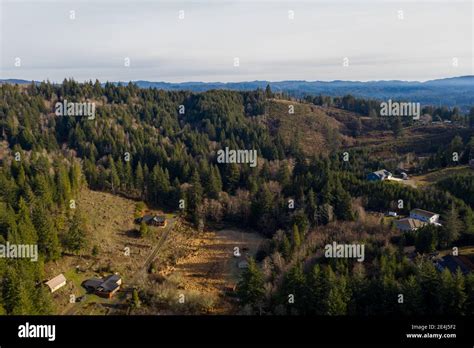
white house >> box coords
[409,208,440,224]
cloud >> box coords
[1,0,472,82]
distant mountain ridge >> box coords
[2,76,473,110]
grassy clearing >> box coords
[47,187,267,315]
[169,228,265,314]
[439,246,474,257]
[46,187,177,314]
[266,100,345,156]
[411,166,472,187]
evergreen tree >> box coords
[333,186,354,221]
[307,264,326,314]
[292,224,301,250]
[108,156,120,193]
[33,174,53,208]
[415,225,438,253]
[135,162,144,197]
[32,203,61,261]
[418,260,442,315]
[225,163,240,192]
[401,275,424,315]
[55,162,72,204]
[277,164,291,194]
[206,165,222,199]
[237,258,265,311]
[64,209,88,255]
[124,160,133,190]
[132,288,141,309]
[70,160,82,193]
[306,188,318,225]
[2,265,33,314]
[440,204,461,248]
[187,170,203,227]
[280,234,291,259]
[139,221,149,238]
[324,267,349,315]
[265,84,273,98]
[465,273,474,313]
[14,197,38,245]
[280,264,306,314]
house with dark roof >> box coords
[435,255,473,275]
[134,215,166,227]
[395,218,427,232]
[82,274,122,298]
[82,278,103,291]
[367,169,392,181]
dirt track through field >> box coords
[172,228,264,313]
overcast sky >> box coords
[0,0,472,82]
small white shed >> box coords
[45,274,67,293]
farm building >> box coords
[82,278,103,292]
[45,274,67,293]
[82,274,122,299]
[135,215,167,227]
[366,169,392,181]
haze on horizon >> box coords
[0,0,472,83]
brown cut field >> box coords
[168,228,265,314]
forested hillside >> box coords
[1,80,474,315]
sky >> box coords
[0,0,473,82]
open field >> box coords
[410,165,472,187]
[44,188,265,315]
[43,188,175,314]
[439,246,474,266]
[170,228,265,314]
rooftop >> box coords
[373,169,391,176]
[82,274,122,293]
[396,218,426,230]
[410,208,438,218]
[437,255,473,275]
[45,274,66,290]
